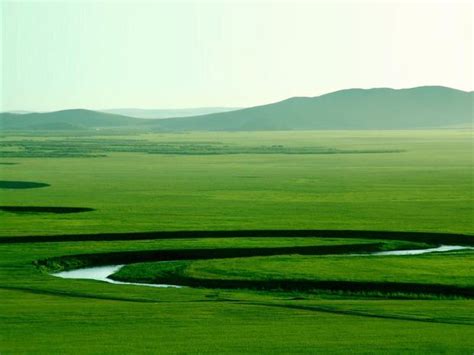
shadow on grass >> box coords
[141,276,474,299]
[0,180,50,189]
[3,229,474,245]
[0,206,95,214]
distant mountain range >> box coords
[0,109,141,131]
[101,107,240,119]
[1,86,472,131]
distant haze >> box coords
[1,0,472,111]
[101,107,240,119]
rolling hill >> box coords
[1,86,472,131]
[0,109,143,131]
[154,86,473,131]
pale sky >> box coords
[1,0,472,111]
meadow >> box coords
[1,130,472,236]
[0,129,473,353]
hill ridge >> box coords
[1,86,472,131]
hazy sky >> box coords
[1,0,472,111]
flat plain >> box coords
[1,129,473,353]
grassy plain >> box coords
[0,130,473,353]
[1,130,472,236]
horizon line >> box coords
[3,84,472,113]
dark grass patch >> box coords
[0,206,95,214]
[36,243,387,273]
[0,138,405,158]
[5,229,473,245]
[0,181,50,189]
[116,275,474,299]
[0,162,18,165]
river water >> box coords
[53,264,181,288]
[52,245,473,288]
[370,245,473,256]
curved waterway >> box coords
[52,245,473,288]
[53,265,182,288]
[370,245,474,256]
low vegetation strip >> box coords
[0,138,404,158]
[3,229,473,245]
[0,206,95,214]
[113,275,474,298]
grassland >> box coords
[1,130,472,236]
[0,130,473,353]
[112,251,474,296]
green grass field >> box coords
[1,130,473,353]
[113,251,474,290]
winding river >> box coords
[53,265,182,288]
[52,245,473,288]
[371,245,473,256]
